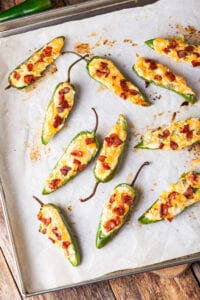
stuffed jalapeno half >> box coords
[135,118,200,150]
[139,171,200,223]
[8,36,65,89]
[145,37,200,67]
[87,56,150,106]
[133,57,196,103]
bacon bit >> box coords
[59,87,70,95]
[158,129,170,140]
[49,179,61,190]
[43,46,52,57]
[52,227,62,240]
[104,219,116,232]
[60,165,71,176]
[73,159,81,165]
[114,216,121,226]
[109,194,116,204]
[169,40,177,49]
[41,228,47,234]
[100,62,108,69]
[154,74,162,81]
[105,133,123,147]
[165,71,176,82]
[185,45,194,52]
[121,194,133,205]
[120,92,127,99]
[85,137,95,145]
[102,162,111,170]
[177,50,187,58]
[57,100,70,113]
[36,53,45,63]
[71,150,83,157]
[129,89,139,96]
[38,213,52,226]
[180,101,189,107]
[189,173,198,182]
[192,60,200,67]
[170,140,178,150]
[96,61,110,77]
[53,115,63,128]
[114,206,125,216]
[120,79,129,92]
[184,186,194,199]
[24,74,36,84]
[145,81,150,88]
[167,217,173,222]
[168,191,179,201]
[13,71,21,80]
[62,241,71,249]
[112,76,116,80]
[163,47,170,54]
[160,203,168,218]
[145,59,157,70]
[49,237,55,244]
[180,124,193,140]
[27,63,33,71]
[78,164,87,171]
[98,155,106,162]
[159,143,164,149]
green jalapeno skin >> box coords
[38,203,80,266]
[8,36,65,89]
[135,118,200,151]
[42,82,76,145]
[87,56,150,107]
[139,171,200,224]
[145,37,200,67]
[0,0,52,22]
[43,131,99,194]
[132,57,196,103]
[94,114,128,183]
[96,183,137,249]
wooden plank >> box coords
[110,270,200,300]
[0,247,22,300]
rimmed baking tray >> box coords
[0,0,200,297]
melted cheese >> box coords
[142,118,200,150]
[42,82,75,145]
[101,185,135,236]
[144,172,200,222]
[95,114,127,181]
[134,56,194,95]
[153,37,200,64]
[10,36,64,88]
[88,57,149,106]
[44,132,98,193]
[39,204,76,262]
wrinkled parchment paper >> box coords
[0,0,200,293]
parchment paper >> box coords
[0,0,200,293]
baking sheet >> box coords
[0,0,200,294]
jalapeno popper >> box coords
[133,57,196,103]
[87,56,150,106]
[139,171,200,224]
[96,162,150,248]
[43,108,99,194]
[135,118,200,150]
[145,37,200,67]
[42,55,87,145]
[8,36,65,89]
[34,196,80,266]
[81,114,128,202]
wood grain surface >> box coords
[0,1,200,299]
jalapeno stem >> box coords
[33,195,44,206]
[80,182,100,202]
[62,50,89,61]
[131,161,150,187]
[67,54,88,83]
[92,107,98,133]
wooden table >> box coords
[1,1,200,299]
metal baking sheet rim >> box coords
[0,0,200,297]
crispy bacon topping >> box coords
[57,100,70,113]
[38,213,52,226]
[154,74,162,81]
[41,228,47,234]
[189,173,198,183]
[159,143,164,149]
[78,164,87,171]
[62,241,71,249]
[27,63,33,71]
[121,194,133,205]
[165,71,176,82]
[96,61,110,77]
[109,194,116,204]
[169,40,178,49]
[184,186,194,199]
[53,115,63,128]
[170,140,178,150]
[52,227,62,240]
[160,203,168,218]
[114,206,125,216]
[129,89,139,96]
[104,216,121,232]
[43,46,53,57]
[24,74,36,84]
[180,124,193,140]
[71,150,83,157]
[13,71,21,80]
[73,159,81,165]
[177,50,187,58]
[60,165,71,176]
[102,162,111,170]
[120,79,129,92]
[158,129,170,140]
[85,137,95,145]
[168,191,179,201]
[120,92,127,99]
[59,87,70,95]
[98,155,106,162]
[185,45,194,52]
[145,59,157,70]
[49,179,61,190]
[163,47,170,54]
[105,133,123,147]
[192,60,200,67]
